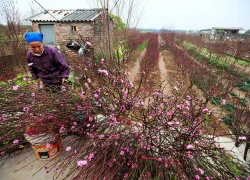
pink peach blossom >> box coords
[186,144,193,149]
[239,136,246,140]
[66,146,71,151]
[12,85,20,91]
[77,160,87,166]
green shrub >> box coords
[239,98,247,106]
[15,80,27,86]
[211,96,221,105]
[230,92,237,97]
[109,14,126,31]
[222,114,233,125]
[238,77,250,91]
[14,74,23,81]
[239,81,250,91]
[224,103,235,112]
[13,74,28,86]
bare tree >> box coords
[110,0,146,28]
[28,0,43,16]
[0,0,20,40]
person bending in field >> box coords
[24,32,70,92]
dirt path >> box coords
[160,42,230,135]
[127,49,146,83]
[158,35,172,95]
[143,52,172,107]
[158,52,171,95]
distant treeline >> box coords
[0,24,32,38]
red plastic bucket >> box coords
[31,138,62,160]
[24,131,62,160]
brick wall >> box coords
[55,22,95,59]
[32,22,94,44]
[93,15,114,53]
[31,16,114,56]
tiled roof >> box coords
[26,9,103,22]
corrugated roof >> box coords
[26,10,76,22]
[26,9,103,22]
[212,27,243,30]
[61,9,103,22]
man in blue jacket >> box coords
[25,32,70,92]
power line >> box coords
[33,0,59,21]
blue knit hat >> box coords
[24,32,43,44]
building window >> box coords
[71,26,77,32]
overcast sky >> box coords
[15,0,250,30]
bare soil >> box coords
[126,37,230,136]
[158,52,171,95]
[126,49,146,83]
[161,49,230,136]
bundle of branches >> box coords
[0,38,250,179]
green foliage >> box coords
[187,48,206,61]
[227,157,242,176]
[209,58,229,70]
[184,42,229,70]
[113,45,127,62]
[227,69,243,78]
[211,96,221,105]
[109,14,126,31]
[94,53,109,62]
[239,98,247,106]
[245,29,250,34]
[195,79,208,91]
[238,78,250,91]
[136,40,148,51]
[68,74,75,83]
[0,34,5,39]
[66,73,81,87]
[14,74,24,81]
[13,74,27,86]
[204,113,210,120]
[230,92,237,97]
[223,103,235,112]
[14,80,27,86]
[0,81,7,85]
[222,114,233,125]
[216,29,225,34]
[238,60,249,66]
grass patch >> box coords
[136,40,148,51]
[238,60,249,66]
[209,58,229,70]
